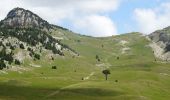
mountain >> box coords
[149,26,170,60]
[0,8,170,100]
[0,7,77,70]
[0,7,51,31]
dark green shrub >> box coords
[15,59,21,65]
[0,61,6,70]
[34,53,40,60]
[20,43,25,49]
[52,66,57,69]
[10,45,15,50]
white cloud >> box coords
[0,0,22,20]
[134,2,170,34]
[73,15,117,37]
[23,0,119,14]
[0,0,120,37]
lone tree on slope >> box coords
[102,69,111,80]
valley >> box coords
[0,8,170,100]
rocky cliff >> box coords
[0,7,52,31]
[149,26,170,61]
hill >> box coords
[0,7,77,70]
[0,8,170,100]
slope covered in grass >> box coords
[0,30,170,100]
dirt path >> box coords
[83,72,95,80]
[46,83,79,98]
[45,72,95,98]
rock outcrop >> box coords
[0,7,51,31]
[149,26,170,61]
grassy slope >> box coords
[0,29,170,100]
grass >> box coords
[0,31,170,100]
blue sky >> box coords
[0,0,170,36]
[111,0,170,34]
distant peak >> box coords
[11,7,25,11]
[1,7,51,31]
[6,7,29,18]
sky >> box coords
[0,0,170,37]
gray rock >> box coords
[149,26,170,60]
[1,7,51,31]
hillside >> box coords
[0,7,77,70]
[0,8,170,100]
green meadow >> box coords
[0,30,170,100]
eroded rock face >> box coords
[0,7,51,31]
[149,26,170,61]
[149,27,170,51]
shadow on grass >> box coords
[0,83,59,100]
[47,87,125,100]
[0,83,125,100]
[61,88,124,96]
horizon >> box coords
[0,0,170,37]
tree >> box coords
[0,61,6,70]
[96,55,100,62]
[102,69,111,80]
[20,43,25,49]
[5,53,13,64]
[10,45,15,50]
[96,55,99,59]
[27,47,32,51]
[51,56,54,60]
[15,59,21,65]
[34,53,40,60]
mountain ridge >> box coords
[0,7,78,70]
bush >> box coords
[52,66,57,69]
[96,55,99,59]
[97,58,100,62]
[5,53,13,64]
[51,56,54,60]
[0,48,13,64]
[10,46,15,50]
[15,59,21,65]
[6,43,11,46]
[34,53,40,60]
[0,61,6,70]
[20,43,25,49]
[27,47,32,51]
[29,52,33,57]
[96,55,100,62]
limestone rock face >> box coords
[149,26,170,60]
[0,7,51,31]
[149,26,170,52]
